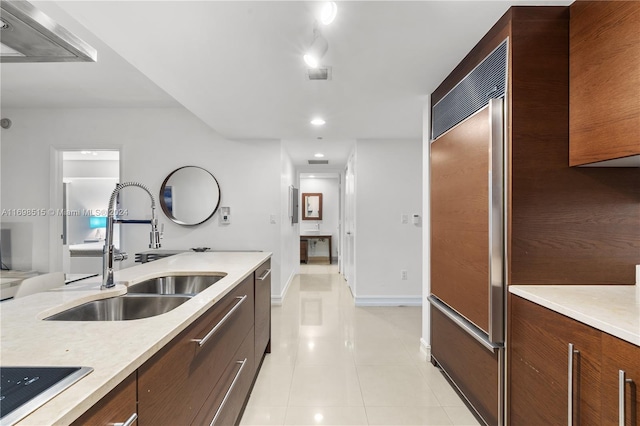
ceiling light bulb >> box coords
[310,118,326,126]
[314,153,325,158]
[303,32,328,69]
[304,53,319,68]
[320,2,337,25]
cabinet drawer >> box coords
[71,372,137,426]
[255,259,271,369]
[431,307,500,426]
[138,275,254,425]
[192,326,255,426]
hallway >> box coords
[240,265,480,425]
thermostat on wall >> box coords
[220,207,231,224]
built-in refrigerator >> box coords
[428,40,507,426]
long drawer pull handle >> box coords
[568,343,579,426]
[114,412,138,426]
[210,358,248,426]
[257,269,271,281]
[619,369,633,426]
[192,296,247,347]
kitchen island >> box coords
[0,251,271,425]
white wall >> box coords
[0,107,293,298]
[277,145,298,304]
[354,139,423,306]
[299,177,340,260]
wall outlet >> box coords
[401,270,408,280]
[401,214,409,224]
[270,214,276,224]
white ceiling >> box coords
[1,1,572,168]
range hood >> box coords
[0,0,96,62]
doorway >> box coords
[49,149,120,273]
[299,172,341,266]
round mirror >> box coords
[160,166,221,226]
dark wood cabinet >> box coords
[431,307,499,425]
[432,6,639,286]
[601,333,640,426]
[509,294,601,425]
[137,276,254,425]
[192,327,255,425]
[510,294,640,425]
[569,1,640,166]
[254,259,271,370]
[71,372,137,426]
[300,239,308,264]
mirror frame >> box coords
[159,166,221,226]
[302,193,323,220]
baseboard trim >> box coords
[420,338,431,359]
[353,296,422,307]
[271,269,295,306]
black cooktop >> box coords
[0,366,92,425]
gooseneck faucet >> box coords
[102,182,162,289]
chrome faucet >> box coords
[102,182,162,289]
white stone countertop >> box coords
[509,285,640,347]
[0,251,271,426]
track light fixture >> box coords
[320,2,337,25]
[303,27,328,69]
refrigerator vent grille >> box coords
[432,40,507,140]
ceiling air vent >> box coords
[308,159,329,165]
[307,66,331,81]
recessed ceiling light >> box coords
[320,2,337,25]
[309,175,316,178]
[310,118,326,126]
[314,153,325,158]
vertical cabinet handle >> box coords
[210,358,247,426]
[114,412,138,426]
[619,369,633,426]
[568,343,580,426]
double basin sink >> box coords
[45,275,227,321]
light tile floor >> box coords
[240,264,481,426]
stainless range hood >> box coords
[0,0,96,62]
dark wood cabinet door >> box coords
[601,333,640,426]
[137,276,254,425]
[254,259,271,369]
[569,1,640,165]
[431,106,490,333]
[71,372,137,426]
[509,295,602,425]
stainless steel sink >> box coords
[44,295,191,321]
[127,274,226,295]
